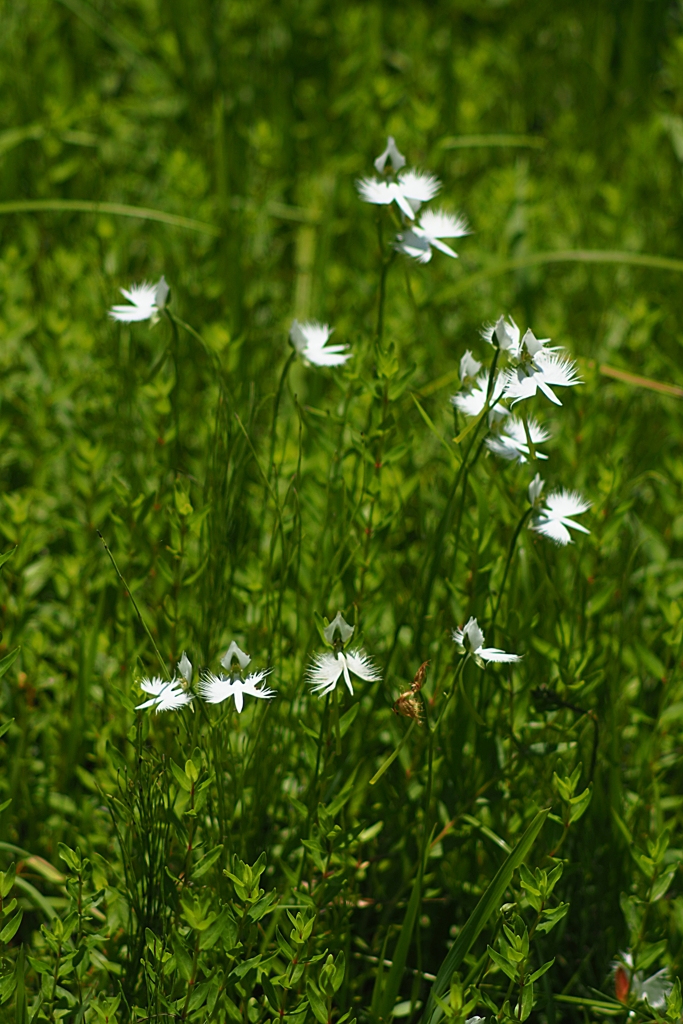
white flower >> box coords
[290,320,351,367]
[528,472,545,505]
[395,210,470,263]
[221,641,251,671]
[485,416,550,463]
[460,350,482,381]
[451,371,508,422]
[504,352,581,407]
[323,611,355,644]
[452,617,520,669]
[531,490,591,546]
[199,670,275,713]
[356,169,441,220]
[109,276,169,323]
[308,650,380,697]
[374,136,406,174]
[177,652,193,686]
[482,316,521,356]
[135,676,193,713]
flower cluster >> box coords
[452,314,590,546]
[136,644,275,715]
[357,137,470,265]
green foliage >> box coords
[1,0,683,1022]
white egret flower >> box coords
[374,136,406,174]
[504,353,581,406]
[452,617,520,668]
[308,649,380,697]
[109,276,169,323]
[395,210,470,263]
[199,670,275,712]
[485,416,550,463]
[528,472,545,505]
[356,169,441,220]
[290,320,351,367]
[460,350,482,381]
[451,371,508,422]
[531,490,591,546]
[135,677,193,713]
[323,611,355,644]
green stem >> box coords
[97,531,169,677]
[490,508,533,639]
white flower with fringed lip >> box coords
[357,169,441,220]
[451,371,508,423]
[486,416,550,464]
[135,651,194,713]
[452,617,521,669]
[290,320,351,367]
[308,611,380,697]
[198,641,275,713]
[531,488,591,546]
[395,209,470,263]
[110,276,169,323]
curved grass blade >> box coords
[422,807,549,1024]
[0,199,220,236]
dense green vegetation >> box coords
[3,0,683,1021]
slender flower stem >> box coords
[490,508,533,639]
[97,531,169,677]
[269,350,297,479]
[165,308,182,471]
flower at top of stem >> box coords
[482,316,520,355]
[109,276,169,323]
[530,488,591,546]
[459,350,482,382]
[198,670,275,713]
[199,640,275,712]
[323,611,355,645]
[452,617,521,669]
[308,649,380,697]
[356,169,441,220]
[395,209,470,263]
[135,676,193,713]
[289,320,351,367]
[374,136,406,174]
[485,416,550,464]
[451,371,508,423]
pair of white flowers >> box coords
[136,643,275,715]
[357,137,470,265]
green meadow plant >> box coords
[4,3,683,1023]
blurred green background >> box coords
[4,0,683,1015]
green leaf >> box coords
[0,909,23,943]
[0,649,19,682]
[423,808,549,1024]
[374,853,425,1021]
[193,845,224,880]
[486,946,517,981]
[306,982,328,1024]
[170,759,192,792]
[528,958,555,983]
[0,548,16,572]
